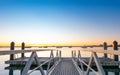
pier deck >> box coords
[5,57,50,65]
[48,58,81,75]
[1,41,120,75]
[5,57,120,66]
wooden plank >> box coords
[82,50,120,55]
[48,58,81,75]
[5,57,120,66]
[0,49,55,55]
[1,49,120,55]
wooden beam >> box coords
[0,49,55,55]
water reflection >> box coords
[9,69,13,75]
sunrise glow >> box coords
[0,0,120,46]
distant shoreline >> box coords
[0,45,120,48]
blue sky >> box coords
[0,0,120,46]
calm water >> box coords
[0,47,120,75]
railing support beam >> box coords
[21,52,45,75]
[86,52,105,75]
[78,50,84,74]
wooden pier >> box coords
[5,57,120,67]
[1,49,120,75]
[1,41,120,75]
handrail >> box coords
[47,50,61,75]
[47,59,61,75]
[28,58,54,75]
[78,57,98,75]
[0,49,56,55]
[21,50,61,75]
[1,49,120,55]
[21,51,45,75]
[72,59,83,75]
[81,49,120,55]
[72,50,105,75]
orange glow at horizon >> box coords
[0,40,119,46]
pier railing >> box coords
[71,49,120,75]
[21,50,61,75]
[1,41,120,75]
[72,50,105,75]
[1,48,120,75]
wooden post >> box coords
[10,42,15,60]
[59,51,61,58]
[103,42,108,75]
[21,42,25,58]
[74,50,76,57]
[113,40,118,61]
[78,50,80,58]
[103,42,107,58]
[50,50,54,58]
[72,50,73,57]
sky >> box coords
[0,0,120,46]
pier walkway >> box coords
[48,58,81,75]
[1,49,120,75]
[1,41,120,75]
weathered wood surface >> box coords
[82,50,120,55]
[5,57,120,66]
[0,49,54,55]
[48,58,81,75]
[1,49,120,55]
[5,57,52,65]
